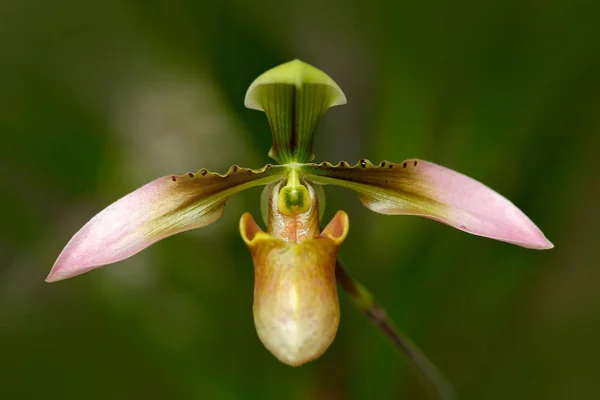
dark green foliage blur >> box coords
[1,0,599,398]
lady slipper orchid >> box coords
[47,60,552,398]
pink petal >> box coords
[300,160,553,250]
[404,160,553,249]
[47,165,286,282]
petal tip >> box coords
[508,221,554,250]
[45,261,74,283]
[45,266,68,283]
[45,259,65,282]
[46,253,98,283]
[504,230,554,250]
[533,236,554,250]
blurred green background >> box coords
[1,0,599,399]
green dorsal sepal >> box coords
[245,59,347,164]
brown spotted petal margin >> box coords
[239,210,349,366]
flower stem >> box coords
[335,259,456,400]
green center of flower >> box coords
[277,169,311,215]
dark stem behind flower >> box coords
[335,260,456,400]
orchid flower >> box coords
[47,60,553,399]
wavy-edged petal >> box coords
[240,211,349,366]
[47,164,286,282]
[245,59,346,164]
[300,160,553,249]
